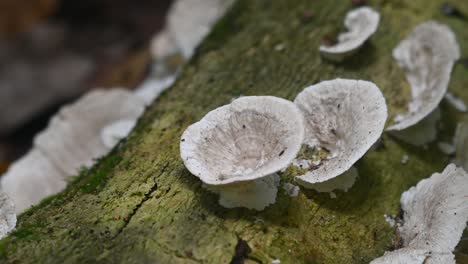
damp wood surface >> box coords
[1,0,468,263]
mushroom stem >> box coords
[204,173,280,210]
[296,166,358,194]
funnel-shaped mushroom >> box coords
[320,7,380,61]
[293,79,387,189]
[180,96,305,210]
[388,21,460,131]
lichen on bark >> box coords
[0,0,468,263]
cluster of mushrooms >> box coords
[180,6,468,264]
[0,3,466,263]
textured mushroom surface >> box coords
[180,96,304,186]
[0,191,16,239]
[370,248,431,264]
[180,96,304,209]
[399,164,468,253]
[34,90,145,176]
[388,21,460,131]
[373,164,468,264]
[319,7,380,61]
[293,79,387,186]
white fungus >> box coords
[390,108,440,146]
[0,191,16,239]
[301,166,358,193]
[167,0,235,58]
[1,89,145,213]
[372,164,468,264]
[319,7,380,61]
[445,92,467,112]
[388,21,460,131]
[437,141,455,155]
[34,89,145,176]
[1,150,66,213]
[180,96,305,210]
[293,79,387,191]
[134,75,176,105]
[101,119,137,149]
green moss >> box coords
[0,0,467,263]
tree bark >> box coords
[1,0,468,263]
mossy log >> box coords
[1,0,468,263]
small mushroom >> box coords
[180,96,305,210]
[135,75,176,105]
[0,191,16,239]
[319,7,380,61]
[293,79,387,190]
[101,119,137,148]
[34,89,145,176]
[372,164,468,264]
[387,21,460,132]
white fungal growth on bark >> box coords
[1,89,145,213]
[34,89,145,176]
[372,164,468,264]
[0,191,16,239]
[180,96,305,210]
[388,21,460,131]
[167,0,235,58]
[293,79,387,189]
[319,7,380,61]
[1,150,66,213]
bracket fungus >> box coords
[372,164,468,264]
[0,191,16,239]
[180,96,305,210]
[167,0,235,59]
[34,89,144,176]
[293,79,387,191]
[387,21,460,133]
[319,7,380,61]
[1,89,145,213]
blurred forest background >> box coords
[0,0,173,172]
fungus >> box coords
[180,96,305,210]
[293,79,387,191]
[135,75,176,105]
[0,191,16,239]
[390,108,440,146]
[370,248,432,264]
[387,21,460,131]
[319,7,380,61]
[34,89,144,176]
[101,119,137,149]
[1,89,145,213]
[445,92,467,112]
[1,150,65,213]
[167,0,235,58]
[372,164,468,264]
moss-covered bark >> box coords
[1,0,468,263]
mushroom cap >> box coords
[100,119,137,149]
[180,96,305,185]
[294,79,387,185]
[319,7,380,60]
[399,164,468,253]
[34,89,145,176]
[387,21,460,131]
[0,190,16,238]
